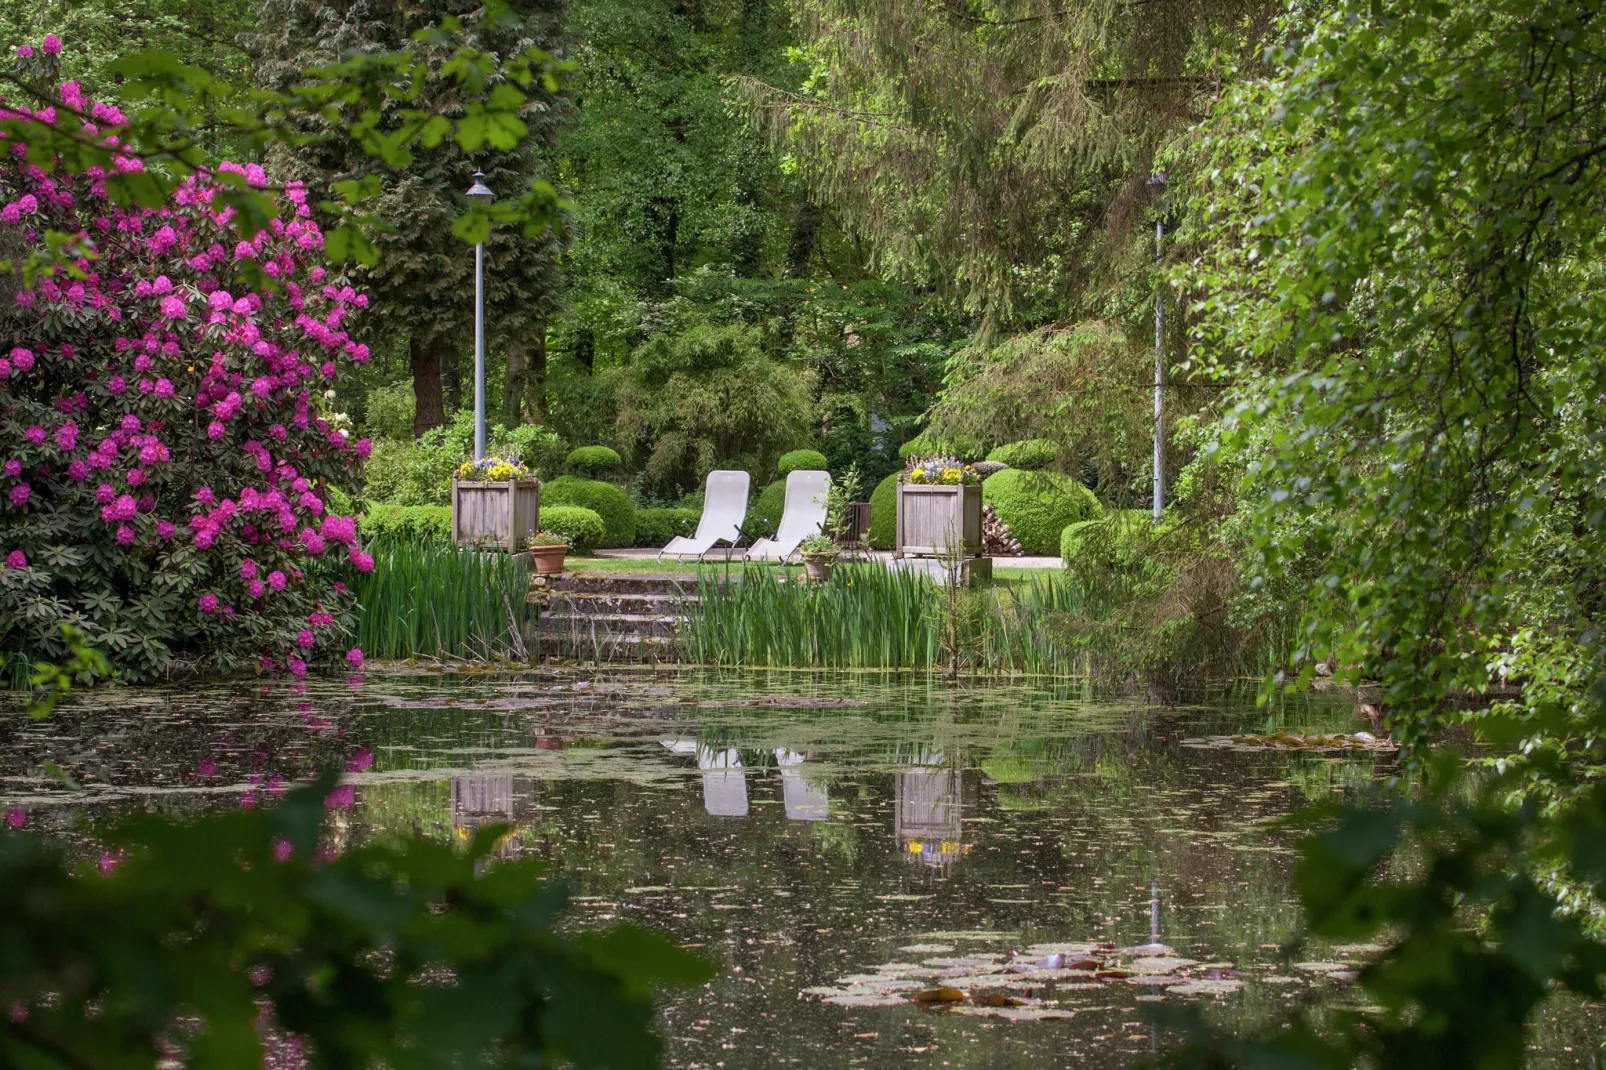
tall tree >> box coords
[247,0,567,437]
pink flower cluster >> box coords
[0,47,371,674]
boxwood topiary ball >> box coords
[565,445,622,476]
[982,469,1100,554]
[867,471,900,550]
[541,477,636,548]
[777,449,828,476]
[986,439,1058,470]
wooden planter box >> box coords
[895,482,982,557]
[451,479,541,551]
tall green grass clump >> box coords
[680,564,1080,674]
[357,539,534,660]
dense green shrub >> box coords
[754,480,787,532]
[541,477,636,548]
[633,507,700,547]
[565,445,622,476]
[361,505,453,544]
[613,324,812,494]
[538,505,606,554]
[1060,511,1153,562]
[867,472,900,550]
[897,431,985,462]
[777,449,828,475]
[983,469,1100,554]
[363,411,561,506]
[987,439,1058,470]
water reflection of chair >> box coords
[895,760,970,868]
[775,749,828,821]
[662,741,749,818]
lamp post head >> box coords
[466,171,494,203]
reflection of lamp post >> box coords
[1146,172,1168,524]
[465,171,494,461]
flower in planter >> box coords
[528,531,569,548]
[904,455,979,485]
[456,454,532,482]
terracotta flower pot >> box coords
[801,551,836,583]
[529,543,569,576]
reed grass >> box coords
[356,538,534,661]
[679,564,1081,675]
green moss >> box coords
[541,477,636,548]
[776,448,828,475]
[982,469,1100,554]
[359,504,453,543]
[633,507,701,547]
[867,471,899,550]
[986,439,1058,470]
[538,505,606,554]
[565,445,622,476]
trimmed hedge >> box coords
[982,469,1100,554]
[867,472,899,550]
[566,445,622,476]
[360,504,452,543]
[777,449,828,476]
[634,507,700,547]
[987,439,1058,470]
[754,479,787,532]
[541,477,636,548]
[539,505,606,554]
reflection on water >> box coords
[2,668,1601,1069]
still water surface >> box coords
[3,668,1601,1068]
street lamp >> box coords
[1145,172,1168,524]
[466,171,494,461]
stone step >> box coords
[548,591,696,617]
[556,571,707,596]
[537,612,683,639]
[532,629,682,663]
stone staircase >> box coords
[530,572,699,662]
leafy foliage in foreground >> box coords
[1157,701,1606,1069]
[1183,0,1606,756]
[0,772,712,1069]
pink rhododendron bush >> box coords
[0,52,372,679]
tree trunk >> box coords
[525,315,548,424]
[786,199,822,277]
[410,334,445,437]
[504,343,528,430]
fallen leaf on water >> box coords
[913,987,967,1003]
[971,992,1032,1007]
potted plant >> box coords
[895,455,983,558]
[526,531,570,576]
[798,533,839,583]
[451,455,541,550]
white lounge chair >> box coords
[744,469,830,562]
[658,469,751,560]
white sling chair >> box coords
[745,469,830,562]
[658,469,750,560]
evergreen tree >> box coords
[246,0,567,436]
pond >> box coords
[3,668,1601,1068]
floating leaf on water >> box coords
[1025,942,1101,956]
[1095,969,1132,979]
[971,992,1033,1007]
[952,1005,1077,1021]
[1329,943,1388,957]
[912,986,967,1003]
[1126,975,1189,986]
[1127,956,1196,974]
[1169,979,1245,997]
[923,955,1004,968]
[1116,943,1176,957]
[1261,975,1300,985]
[820,992,908,1007]
[899,943,955,954]
[1294,961,1350,973]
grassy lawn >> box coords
[562,555,1060,585]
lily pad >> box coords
[1127,956,1197,974]
[819,991,908,1007]
[899,943,955,954]
[1169,979,1245,997]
